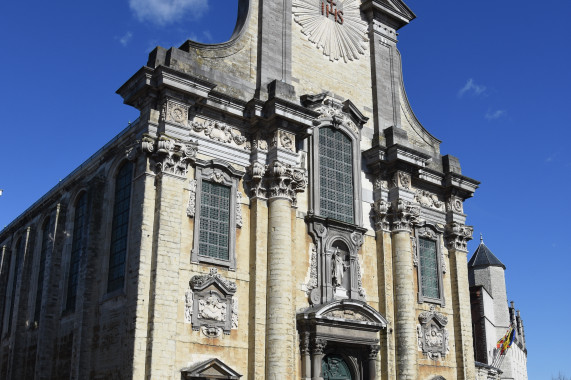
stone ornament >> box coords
[446,197,464,214]
[392,199,420,232]
[189,268,237,336]
[415,189,443,210]
[235,191,243,228]
[292,0,369,62]
[371,199,391,232]
[191,119,250,150]
[368,345,380,360]
[417,306,450,360]
[323,309,367,321]
[445,222,474,252]
[315,102,359,136]
[246,160,307,205]
[140,134,197,178]
[312,338,327,355]
[398,172,411,190]
[186,179,197,217]
[184,286,193,324]
[161,99,189,126]
[306,246,319,299]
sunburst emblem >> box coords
[293,0,369,62]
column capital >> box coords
[445,222,473,252]
[246,160,307,205]
[137,134,198,179]
[312,338,327,355]
[368,344,381,360]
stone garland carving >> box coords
[139,135,197,178]
[417,306,450,360]
[186,179,197,217]
[189,268,238,337]
[246,160,307,205]
[415,190,443,210]
[235,191,243,228]
[190,120,250,150]
[324,309,367,321]
[315,103,359,136]
[184,286,193,324]
[445,222,474,252]
[292,0,369,62]
[411,236,418,267]
[306,246,318,297]
[355,257,366,299]
[392,199,420,232]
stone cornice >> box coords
[361,0,416,30]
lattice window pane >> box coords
[107,162,133,293]
[66,192,87,311]
[319,127,354,223]
[199,181,231,261]
[419,238,440,299]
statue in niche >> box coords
[331,247,349,288]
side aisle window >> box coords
[189,161,244,271]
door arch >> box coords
[322,354,353,380]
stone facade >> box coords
[0,1,525,379]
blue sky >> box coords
[1,0,570,377]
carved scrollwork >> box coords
[445,222,474,252]
[368,345,380,360]
[371,199,391,232]
[446,197,464,214]
[411,236,418,267]
[201,326,222,338]
[140,135,197,178]
[191,119,250,150]
[398,172,411,190]
[323,309,367,321]
[184,286,193,324]
[312,338,327,355]
[186,179,197,217]
[315,101,359,136]
[161,99,189,126]
[415,189,443,210]
[191,268,237,292]
[235,191,243,228]
[306,246,318,298]
[246,160,307,204]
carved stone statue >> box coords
[331,248,348,288]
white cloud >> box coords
[118,31,133,47]
[129,0,209,26]
[484,109,506,120]
[458,78,487,98]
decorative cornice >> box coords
[445,222,474,252]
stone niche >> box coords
[187,268,237,337]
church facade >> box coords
[0,1,523,379]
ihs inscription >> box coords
[321,0,344,24]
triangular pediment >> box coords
[181,358,242,379]
[362,0,416,29]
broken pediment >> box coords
[181,358,242,379]
[307,299,388,328]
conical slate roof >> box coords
[468,237,505,270]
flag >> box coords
[496,325,516,355]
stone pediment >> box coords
[361,0,416,29]
[310,299,388,327]
[190,268,237,295]
[181,358,242,379]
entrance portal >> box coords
[321,354,352,380]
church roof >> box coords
[468,238,506,270]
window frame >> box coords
[309,121,363,227]
[415,224,445,306]
[190,160,243,271]
[106,161,134,294]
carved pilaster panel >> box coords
[189,268,237,336]
[417,306,450,360]
[160,99,189,126]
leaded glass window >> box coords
[7,238,24,333]
[419,237,439,299]
[34,218,51,324]
[107,162,133,293]
[66,193,87,312]
[198,181,230,261]
[319,127,354,224]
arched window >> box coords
[34,218,51,324]
[7,237,25,333]
[107,162,133,293]
[318,127,354,224]
[66,192,88,312]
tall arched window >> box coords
[107,162,133,293]
[7,237,25,333]
[34,218,51,324]
[319,127,354,224]
[66,192,87,312]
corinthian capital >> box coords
[445,222,473,252]
[392,199,420,232]
[245,160,307,205]
[371,199,391,232]
[139,134,197,178]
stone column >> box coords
[311,338,327,380]
[447,223,476,380]
[300,332,312,380]
[264,160,306,380]
[392,200,419,380]
[368,344,380,380]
